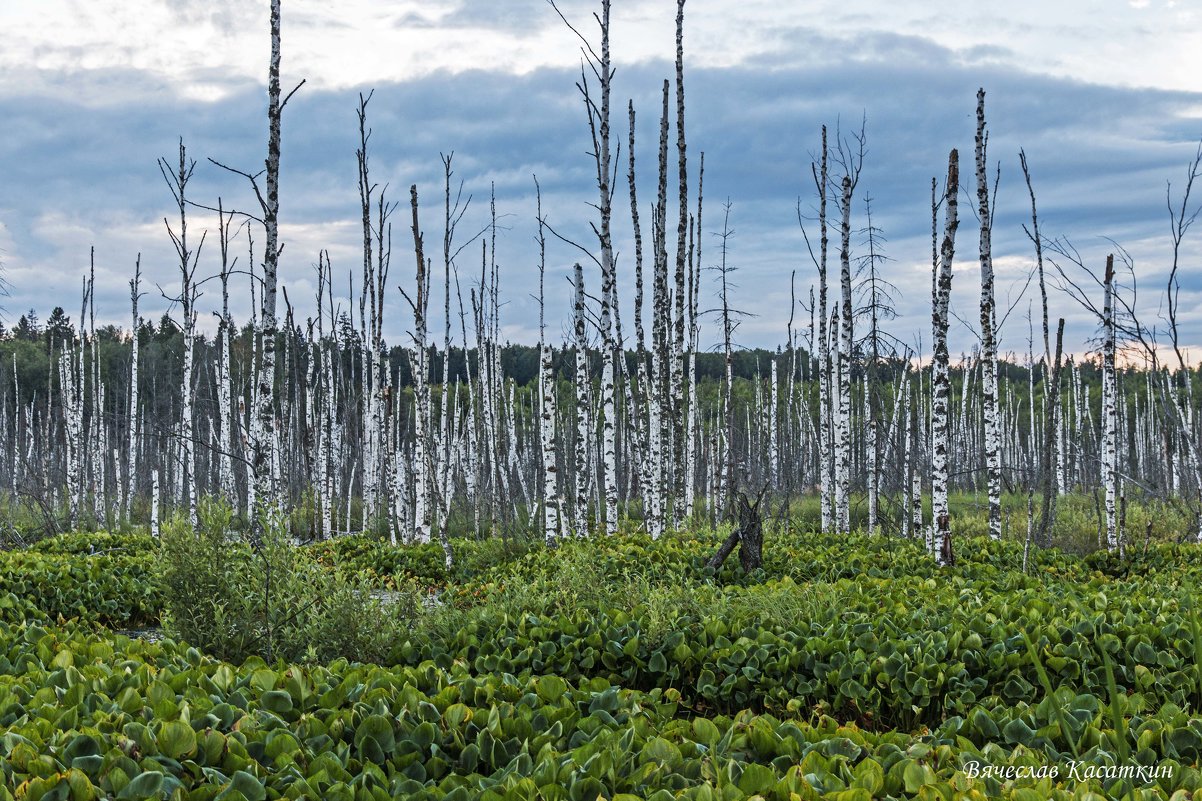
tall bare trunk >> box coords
[126,260,142,523]
[671,0,689,529]
[160,140,201,530]
[811,128,833,533]
[251,0,288,521]
[975,89,1002,541]
[407,186,434,548]
[573,263,590,537]
[932,150,960,564]
[836,174,854,534]
[1102,255,1118,551]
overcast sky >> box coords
[2,0,1200,361]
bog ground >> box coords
[4,518,1202,799]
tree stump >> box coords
[706,486,767,573]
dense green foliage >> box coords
[306,535,535,590]
[156,506,428,665]
[0,550,157,629]
[3,622,1202,800]
[6,521,1202,798]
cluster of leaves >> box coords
[11,523,1202,706]
[459,527,1184,592]
[8,515,1188,632]
[397,566,1202,731]
[0,548,158,628]
[304,535,534,591]
[26,531,158,556]
[4,623,1202,801]
[775,491,1197,554]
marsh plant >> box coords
[157,500,422,663]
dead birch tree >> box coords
[403,185,448,564]
[573,262,590,536]
[214,201,238,505]
[159,139,204,529]
[800,126,833,533]
[535,178,560,546]
[650,80,672,536]
[626,100,657,536]
[932,149,960,565]
[551,0,618,536]
[975,89,1002,541]
[834,130,863,535]
[671,0,690,529]
[1102,255,1118,551]
[1162,142,1202,539]
[126,259,143,523]
[209,0,304,524]
[254,0,289,518]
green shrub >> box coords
[157,502,422,664]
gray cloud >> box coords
[436,0,555,34]
[1,27,1200,360]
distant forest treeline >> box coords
[2,304,1101,397]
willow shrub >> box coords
[157,500,422,664]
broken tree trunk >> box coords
[706,486,767,573]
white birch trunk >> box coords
[321,332,334,539]
[540,343,559,545]
[127,262,141,522]
[574,263,590,537]
[814,128,833,534]
[61,345,83,528]
[218,309,234,503]
[536,185,560,546]
[181,308,196,528]
[770,357,780,487]
[151,468,160,538]
[671,0,689,529]
[836,175,854,534]
[1102,255,1118,551]
[251,0,284,520]
[408,185,434,546]
[975,90,1003,541]
[683,351,698,524]
[932,150,960,564]
[865,371,878,535]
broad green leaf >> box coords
[158,720,197,760]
